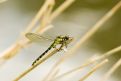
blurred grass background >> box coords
[0,0,121,81]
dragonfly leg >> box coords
[64,42,68,48]
[57,43,65,51]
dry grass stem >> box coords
[48,68,59,81]
[43,1,121,79]
[0,43,22,60]
[52,66,84,81]
[49,55,108,81]
[43,55,104,81]
[0,57,6,66]
[69,44,121,79]
[23,0,55,34]
[81,44,121,70]
[80,44,121,70]
[43,68,60,81]
[50,55,100,81]
[0,0,7,3]
[50,0,75,21]
[51,44,121,81]
[79,59,108,81]
[100,58,121,81]
[35,0,55,33]
[35,25,54,35]
[96,45,121,60]
[13,49,59,81]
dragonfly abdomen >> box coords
[32,46,52,66]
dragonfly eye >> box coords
[57,35,63,39]
[65,37,69,40]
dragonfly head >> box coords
[54,35,73,46]
[57,35,73,40]
[57,35,73,43]
[64,36,73,44]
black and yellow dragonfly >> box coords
[25,33,73,65]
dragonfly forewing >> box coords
[25,33,53,43]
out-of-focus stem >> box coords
[79,59,108,81]
[0,43,22,60]
[50,0,75,21]
[97,45,121,60]
[0,0,7,3]
[44,68,60,81]
[35,0,55,33]
[100,58,121,81]
[23,0,54,34]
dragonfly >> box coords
[25,33,73,66]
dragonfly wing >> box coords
[25,33,53,43]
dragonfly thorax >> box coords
[55,35,73,45]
